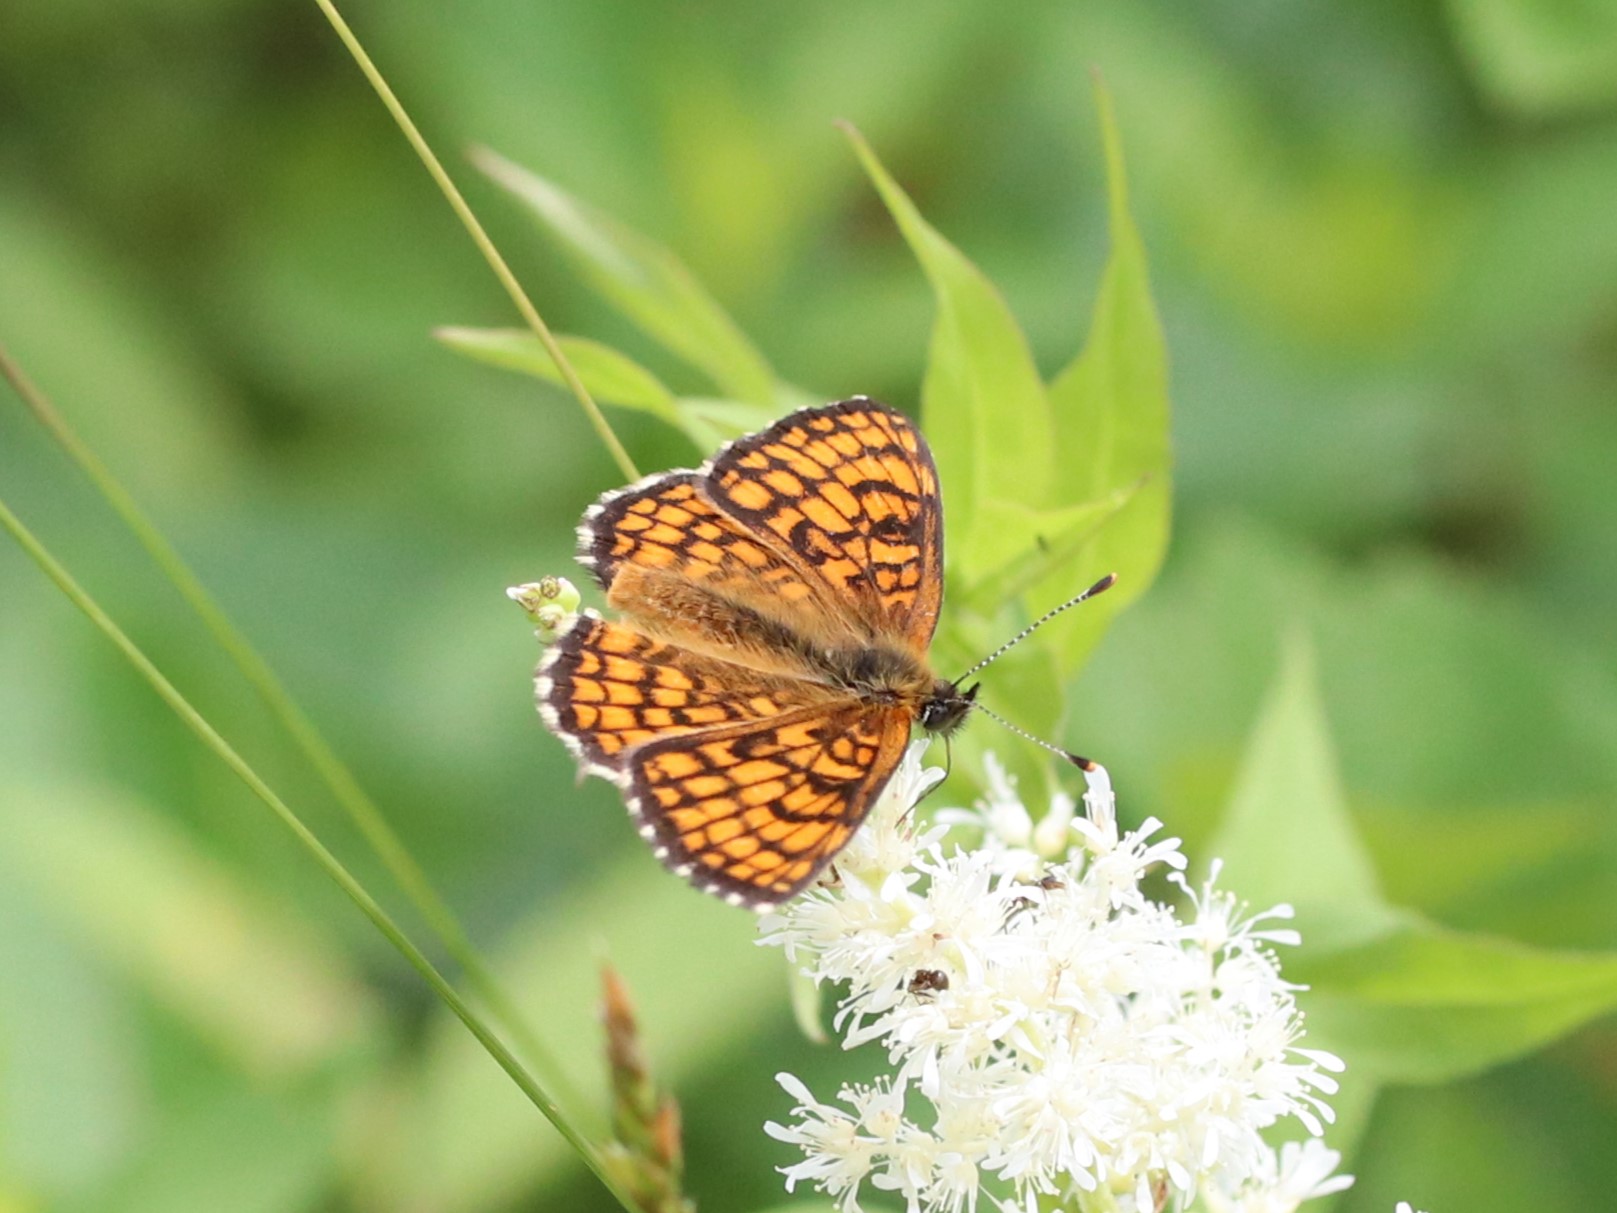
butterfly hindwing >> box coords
[627,701,913,905]
[537,613,834,773]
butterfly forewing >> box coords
[706,401,943,650]
[578,471,854,631]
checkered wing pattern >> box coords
[627,701,912,905]
[537,614,833,770]
[540,399,946,907]
[578,471,852,630]
[706,399,943,650]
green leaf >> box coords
[1210,640,1617,1086]
[432,330,792,458]
[959,481,1144,616]
[1037,80,1172,672]
[474,148,778,407]
[1447,0,1617,115]
[435,327,679,421]
[672,396,782,455]
[842,124,1055,581]
[1292,914,1617,1083]
[1208,636,1390,950]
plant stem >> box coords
[0,342,590,1125]
[0,494,640,1213]
[308,0,640,483]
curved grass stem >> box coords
[309,0,640,483]
[0,343,590,1126]
[0,492,640,1213]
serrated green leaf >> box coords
[474,148,777,406]
[1292,913,1617,1083]
[842,124,1054,581]
[435,327,678,421]
[1036,81,1172,672]
[1208,637,1389,950]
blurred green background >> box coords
[3,2,1616,1211]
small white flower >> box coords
[1204,1139,1355,1212]
[1394,1203,1428,1213]
[761,746,1352,1213]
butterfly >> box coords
[535,398,1110,908]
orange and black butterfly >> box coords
[536,398,1106,908]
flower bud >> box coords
[507,576,581,642]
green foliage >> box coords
[1210,637,1387,940]
[841,123,1056,579]
[474,148,781,410]
[1038,86,1171,674]
[1214,642,1617,1088]
[1447,0,1617,114]
[437,327,680,420]
[1297,920,1617,1084]
[5,3,1617,1211]
[447,82,1171,797]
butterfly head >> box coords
[919,679,978,737]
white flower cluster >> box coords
[758,745,1351,1213]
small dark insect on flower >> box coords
[907,968,950,997]
[1038,875,1066,891]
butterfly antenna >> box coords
[954,573,1118,684]
[968,701,1095,772]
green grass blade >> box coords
[0,343,591,1129]
[307,0,639,483]
[0,493,640,1213]
[474,147,778,408]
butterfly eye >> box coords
[918,687,974,737]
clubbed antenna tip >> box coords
[955,572,1119,684]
